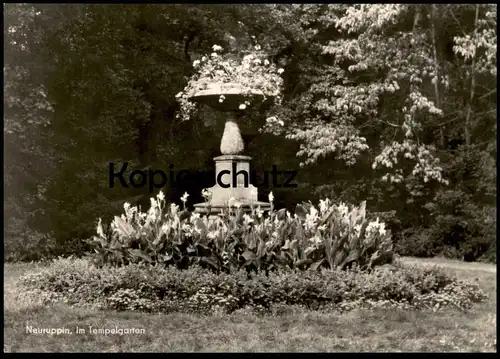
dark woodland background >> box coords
[4,4,496,262]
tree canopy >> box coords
[4,4,496,262]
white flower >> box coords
[319,198,331,214]
[181,223,192,233]
[309,234,323,244]
[193,60,200,67]
[278,120,284,126]
[366,217,384,238]
[212,44,223,52]
[211,52,218,58]
[124,202,131,211]
[254,44,261,51]
[161,223,171,233]
[268,191,274,203]
[181,192,189,203]
[277,68,284,74]
[253,58,261,65]
[379,222,387,237]
[146,207,157,224]
[201,56,207,62]
[192,225,202,235]
[305,206,319,231]
[157,191,165,201]
[243,214,254,226]
[190,212,201,222]
[239,104,247,110]
[354,224,362,238]
[170,203,179,215]
[264,59,270,66]
[175,92,183,98]
[266,116,277,123]
[255,206,264,219]
[201,188,212,200]
[337,202,349,217]
[150,197,158,209]
[96,218,105,237]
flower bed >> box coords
[17,257,488,315]
[82,191,395,274]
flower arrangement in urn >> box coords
[175,44,285,122]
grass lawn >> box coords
[3,257,496,352]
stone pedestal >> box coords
[188,83,272,216]
[194,155,271,215]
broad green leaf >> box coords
[127,249,152,263]
[340,249,360,269]
[310,259,324,271]
[242,250,257,261]
[113,216,135,238]
[294,204,308,220]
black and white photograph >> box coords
[4,3,497,352]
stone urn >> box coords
[188,82,272,215]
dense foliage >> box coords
[4,4,496,262]
[17,257,488,314]
[84,192,394,273]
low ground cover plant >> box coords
[17,256,488,315]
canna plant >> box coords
[85,191,394,274]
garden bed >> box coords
[17,257,488,315]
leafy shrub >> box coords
[18,257,488,315]
[4,217,57,262]
[394,228,438,258]
[395,193,496,263]
[478,239,496,263]
[430,190,495,261]
[84,191,395,274]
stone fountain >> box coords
[188,83,272,215]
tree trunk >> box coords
[430,5,445,148]
[465,5,480,155]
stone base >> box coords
[196,152,272,217]
[211,155,257,202]
[194,200,272,216]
